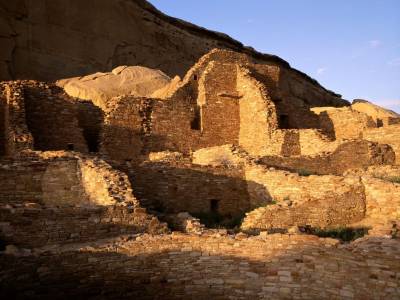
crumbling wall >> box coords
[22,82,87,152]
[0,152,139,207]
[261,140,395,175]
[262,129,338,157]
[242,165,366,230]
[130,161,250,216]
[0,82,33,156]
[0,204,168,249]
[313,106,376,139]
[363,125,400,164]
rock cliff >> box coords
[0,0,338,97]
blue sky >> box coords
[149,0,400,112]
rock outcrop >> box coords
[57,66,171,108]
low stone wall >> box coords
[0,203,168,249]
[129,161,251,216]
[0,151,138,207]
[363,125,400,164]
[361,176,400,224]
[0,233,399,299]
[261,140,395,175]
[312,106,376,139]
[242,165,366,230]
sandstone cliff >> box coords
[0,0,339,97]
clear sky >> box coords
[148,0,400,112]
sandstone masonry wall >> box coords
[0,152,139,207]
[0,82,33,156]
[363,125,400,164]
[129,161,250,217]
[242,165,366,230]
[237,67,277,156]
[312,106,376,140]
[22,82,88,152]
[1,233,398,299]
[261,140,395,175]
[0,203,167,249]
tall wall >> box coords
[0,82,33,156]
[237,67,277,156]
[198,62,240,145]
[0,89,7,156]
[363,125,400,165]
[101,96,147,161]
[22,83,88,152]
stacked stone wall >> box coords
[0,82,33,156]
[0,203,167,249]
[22,83,88,152]
[101,96,147,161]
[237,67,277,156]
[0,152,138,207]
[361,177,400,224]
[261,140,395,175]
[0,233,398,299]
[130,161,250,216]
[363,125,400,164]
[198,62,240,146]
[242,165,366,230]
[0,90,7,156]
[313,106,376,139]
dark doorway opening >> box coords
[77,102,103,153]
[279,114,290,129]
[67,143,74,151]
[376,118,383,128]
[210,199,219,212]
[191,105,201,130]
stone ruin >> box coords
[0,48,399,299]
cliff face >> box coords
[0,0,338,97]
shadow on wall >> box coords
[122,162,271,218]
[0,237,398,299]
[76,101,104,153]
[0,205,165,249]
[101,125,169,161]
[318,111,336,139]
[23,85,89,152]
